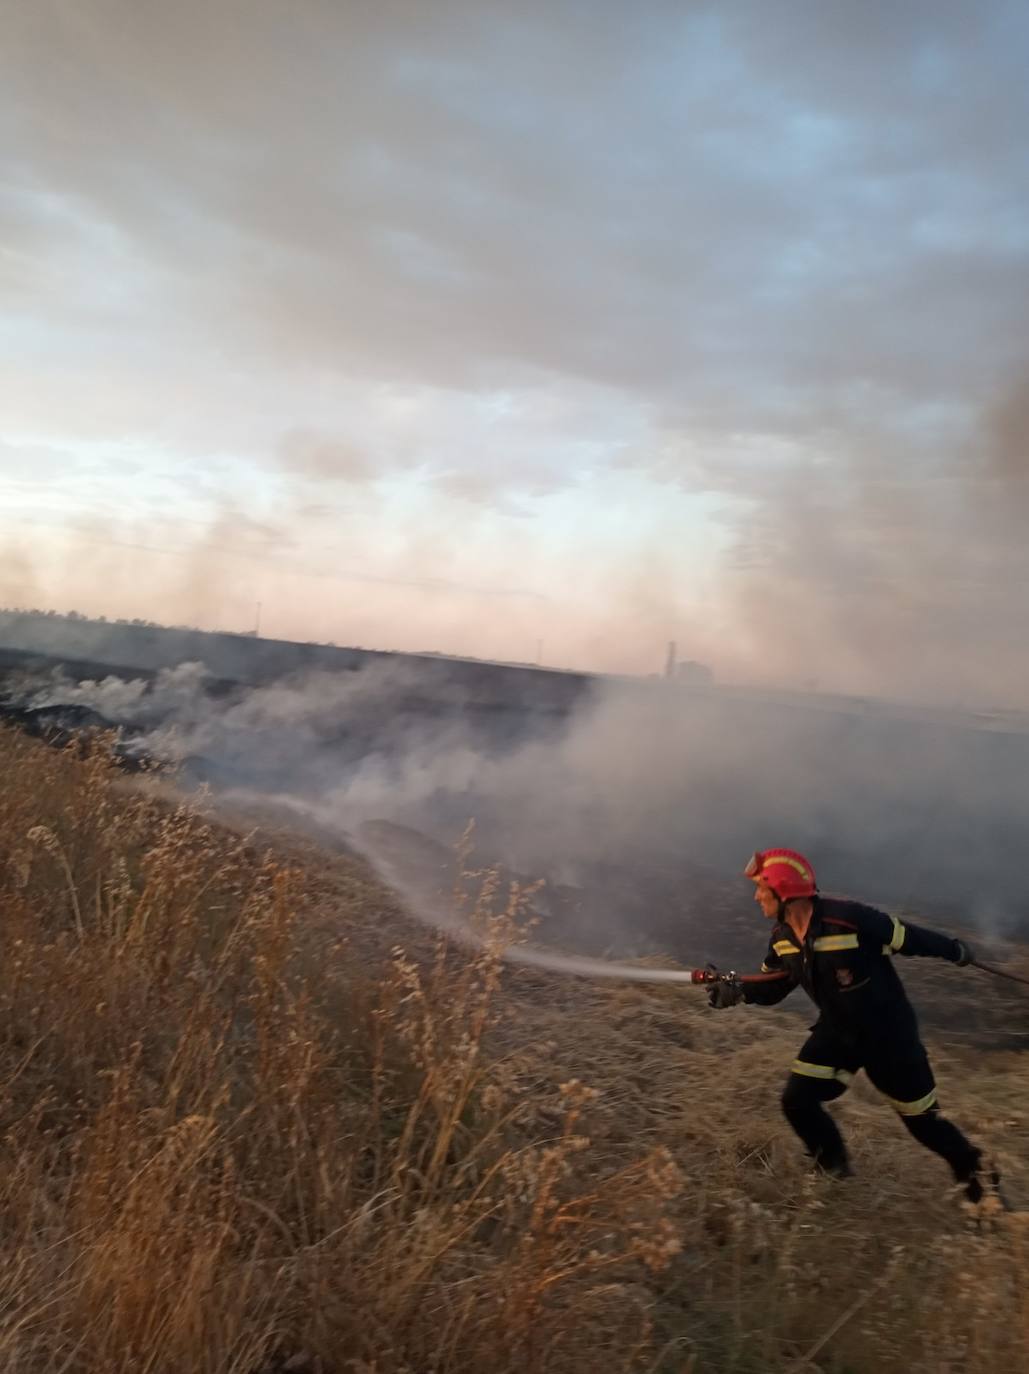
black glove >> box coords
[708,977,744,1009]
[952,940,975,967]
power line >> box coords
[2,516,549,603]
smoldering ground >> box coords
[6,656,1029,970]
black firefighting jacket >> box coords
[742,896,962,1042]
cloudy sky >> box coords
[2,1,1028,703]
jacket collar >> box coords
[778,896,822,947]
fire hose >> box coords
[689,961,1029,992]
[697,961,1029,990]
[971,958,1029,989]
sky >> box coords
[2,0,1029,704]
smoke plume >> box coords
[9,653,1029,967]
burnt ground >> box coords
[199,804,1029,1059]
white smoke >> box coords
[7,655,1029,951]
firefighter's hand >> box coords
[952,940,975,967]
[708,978,744,1009]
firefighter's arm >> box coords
[741,974,794,1005]
[856,905,968,963]
[741,943,796,1006]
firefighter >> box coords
[709,847,1002,1205]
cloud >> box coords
[3,2,1029,700]
[6,1,1025,420]
[277,430,375,485]
[0,441,77,483]
[985,370,1029,486]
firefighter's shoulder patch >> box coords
[835,966,855,987]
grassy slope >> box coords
[0,728,1026,1374]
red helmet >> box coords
[744,848,817,901]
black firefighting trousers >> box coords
[780,1023,981,1180]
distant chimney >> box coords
[664,640,677,679]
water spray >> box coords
[347,818,781,988]
[353,821,1029,993]
[225,798,1029,994]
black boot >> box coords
[813,1150,854,1180]
[963,1166,1010,1210]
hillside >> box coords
[0,727,1026,1373]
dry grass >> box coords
[0,727,1027,1372]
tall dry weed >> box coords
[1,726,1026,1373]
[0,729,683,1373]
